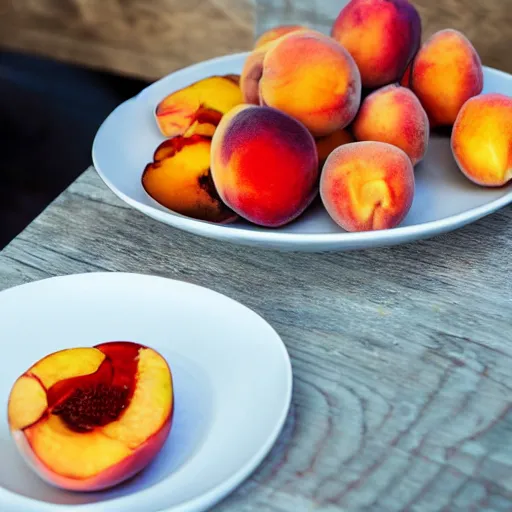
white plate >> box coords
[0,273,292,512]
[92,52,512,252]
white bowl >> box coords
[0,273,292,511]
[92,53,512,252]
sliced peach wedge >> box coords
[7,341,174,492]
[155,75,243,138]
[142,135,238,223]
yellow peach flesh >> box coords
[30,347,105,389]
[8,376,48,431]
[102,348,173,449]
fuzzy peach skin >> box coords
[451,93,512,187]
[211,104,319,227]
[240,28,323,105]
[316,129,355,168]
[259,32,361,136]
[411,29,483,127]
[142,135,238,223]
[8,342,174,491]
[254,24,306,48]
[240,41,274,105]
[320,141,415,232]
[155,75,243,137]
[331,0,421,88]
[352,84,429,165]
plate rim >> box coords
[0,272,293,512]
[92,53,512,249]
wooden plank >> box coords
[256,0,512,73]
[1,167,512,510]
[0,0,255,80]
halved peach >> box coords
[142,135,238,223]
[8,341,174,491]
[155,75,243,138]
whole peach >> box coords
[352,84,429,165]
[259,32,361,136]
[331,0,421,88]
[451,93,512,187]
[411,29,483,127]
[320,141,415,232]
[211,105,319,227]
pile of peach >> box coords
[143,0,511,232]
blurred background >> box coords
[0,0,510,250]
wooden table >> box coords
[1,167,512,511]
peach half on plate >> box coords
[7,341,174,492]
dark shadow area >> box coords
[0,51,149,249]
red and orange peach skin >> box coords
[241,28,328,107]
[211,104,319,227]
[411,29,483,127]
[320,141,415,232]
[352,84,429,166]
[331,0,421,88]
[451,93,512,187]
[8,342,174,491]
[259,32,361,136]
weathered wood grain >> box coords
[256,0,512,73]
[1,167,512,511]
[0,0,255,80]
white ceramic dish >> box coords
[0,273,292,512]
[92,52,512,252]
